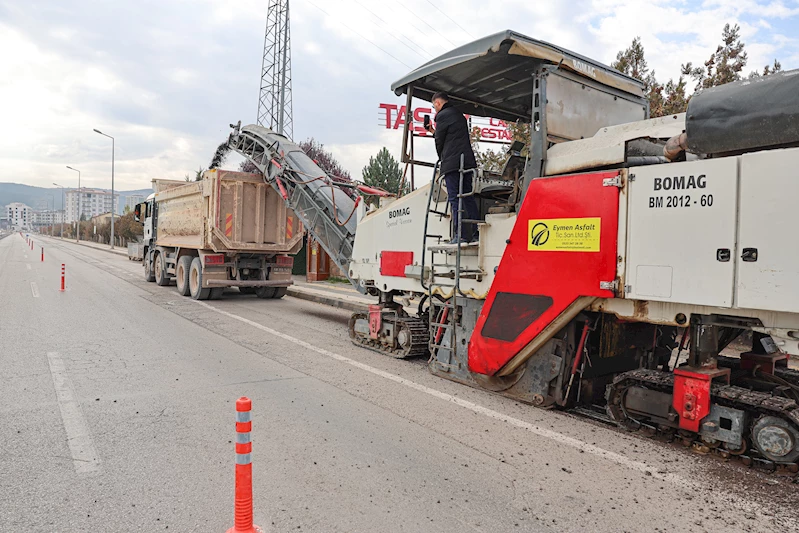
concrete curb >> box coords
[286,287,369,313]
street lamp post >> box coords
[53,183,65,239]
[50,195,55,236]
[66,166,80,242]
[94,129,115,249]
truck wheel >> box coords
[175,256,192,296]
[271,287,287,299]
[239,287,256,295]
[189,257,211,300]
[255,286,277,299]
[144,254,156,282]
[154,252,169,286]
[209,288,224,300]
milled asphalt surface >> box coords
[1,233,797,532]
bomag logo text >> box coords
[388,207,410,218]
[653,174,706,190]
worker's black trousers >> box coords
[444,170,479,242]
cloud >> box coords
[0,0,797,195]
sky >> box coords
[1,0,798,192]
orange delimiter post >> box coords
[226,397,261,533]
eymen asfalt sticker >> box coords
[527,217,601,252]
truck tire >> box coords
[209,288,224,300]
[272,287,287,299]
[144,253,156,282]
[175,255,192,296]
[154,252,169,286]
[255,286,277,299]
[189,257,211,300]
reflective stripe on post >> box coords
[226,396,261,533]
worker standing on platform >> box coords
[426,92,479,244]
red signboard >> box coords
[378,103,512,142]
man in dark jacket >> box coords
[426,92,479,244]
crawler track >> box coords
[606,368,799,475]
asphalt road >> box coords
[1,233,797,532]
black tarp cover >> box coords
[686,70,799,153]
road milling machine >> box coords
[226,31,799,468]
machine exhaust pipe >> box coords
[664,132,688,161]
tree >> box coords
[684,23,748,91]
[611,36,686,118]
[362,147,407,196]
[749,59,782,78]
[298,137,358,198]
[298,138,351,181]
[239,159,259,173]
[184,166,205,182]
[470,120,531,173]
[611,26,774,118]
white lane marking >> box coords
[30,282,39,298]
[26,264,31,270]
[46,352,101,475]
[194,301,694,489]
[24,254,28,259]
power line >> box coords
[306,0,413,69]
[392,0,459,48]
[350,0,435,59]
[424,0,475,40]
[378,2,450,51]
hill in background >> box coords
[0,182,152,213]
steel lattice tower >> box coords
[257,0,293,139]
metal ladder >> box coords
[421,157,481,364]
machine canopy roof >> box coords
[391,30,645,122]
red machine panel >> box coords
[468,171,621,376]
[380,251,414,277]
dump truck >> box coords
[134,169,302,300]
[223,30,799,470]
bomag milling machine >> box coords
[225,31,799,469]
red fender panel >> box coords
[468,171,621,376]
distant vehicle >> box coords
[135,170,302,300]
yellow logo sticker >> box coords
[527,218,601,252]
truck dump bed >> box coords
[152,170,303,253]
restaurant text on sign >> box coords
[378,103,513,142]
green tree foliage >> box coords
[749,59,782,79]
[362,147,407,195]
[185,166,205,182]
[470,121,530,173]
[685,24,748,90]
[612,26,780,118]
[611,36,687,118]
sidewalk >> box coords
[287,275,373,312]
[40,236,129,257]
